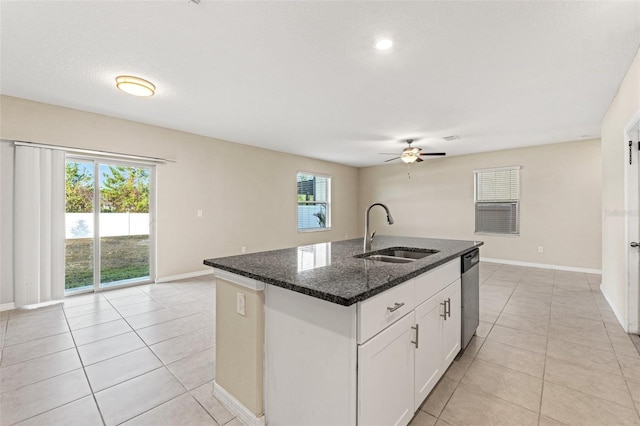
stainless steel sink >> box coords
[363,254,415,263]
[355,247,439,263]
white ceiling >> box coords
[1,1,639,167]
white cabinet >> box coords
[262,257,464,426]
[414,279,461,410]
[414,292,444,408]
[441,279,461,366]
[358,260,462,426]
[358,280,415,344]
[358,313,415,426]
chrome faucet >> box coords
[364,203,394,252]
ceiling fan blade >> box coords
[415,157,424,163]
[419,152,447,156]
[384,157,401,163]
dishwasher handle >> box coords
[462,249,480,272]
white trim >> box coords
[480,257,602,274]
[0,302,16,312]
[213,381,265,426]
[601,283,628,332]
[1,300,63,312]
[213,268,265,291]
[473,165,521,173]
[155,269,213,283]
[623,110,640,334]
[297,170,332,179]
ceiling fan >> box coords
[381,139,446,163]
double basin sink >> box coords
[354,247,439,264]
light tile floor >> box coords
[0,276,228,426]
[410,263,640,426]
[1,264,639,425]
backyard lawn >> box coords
[65,235,149,289]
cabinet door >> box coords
[358,313,415,426]
[413,294,444,411]
[441,279,462,367]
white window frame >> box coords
[65,155,157,295]
[297,171,331,233]
[474,166,520,236]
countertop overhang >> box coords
[203,236,483,306]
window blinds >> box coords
[475,167,520,235]
[475,168,519,202]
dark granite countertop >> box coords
[203,236,483,306]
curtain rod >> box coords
[12,140,175,164]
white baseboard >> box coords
[213,381,265,426]
[480,257,602,275]
[155,269,213,283]
[600,283,628,332]
[0,302,15,312]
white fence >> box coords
[66,213,149,239]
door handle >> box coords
[445,298,451,318]
[631,242,639,248]
[411,324,419,349]
[387,302,405,313]
[440,301,447,320]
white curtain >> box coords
[13,145,66,307]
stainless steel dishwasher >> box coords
[461,249,480,350]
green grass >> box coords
[65,235,149,289]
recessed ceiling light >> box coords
[115,75,156,97]
[374,39,393,50]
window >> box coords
[474,166,520,235]
[297,172,331,231]
[65,157,155,293]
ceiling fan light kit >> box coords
[383,139,446,164]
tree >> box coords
[100,166,150,213]
[65,162,93,213]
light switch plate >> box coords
[236,292,246,316]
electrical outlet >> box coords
[236,292,246,316]
[241,246,246,254]
[538,246,544,254]
[197,209,203,217]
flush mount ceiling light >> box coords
[374,39,393,50]
[115,75,156,97]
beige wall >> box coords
[215,278,264,416]
[0,95,359,303]
[601,48,640,324]
[358,139,602,270]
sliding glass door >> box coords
[65,158,155,293]
[65,160,95,292]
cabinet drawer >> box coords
[357,280,414,344]
[414,259,461,307]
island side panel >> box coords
[264,284,357,426]
[216,277,265,417]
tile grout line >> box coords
[540,272,640,423]
[106,285,223,425]
[436,263,507,423]
[62,300,108,426]
[535,269,556,426]
[0,280,217,425]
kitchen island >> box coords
[204,236,482,426]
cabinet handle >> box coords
[440,302,447,320]
[446,298,451,318]
[387,302,405,313]
[411,324,419,349]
